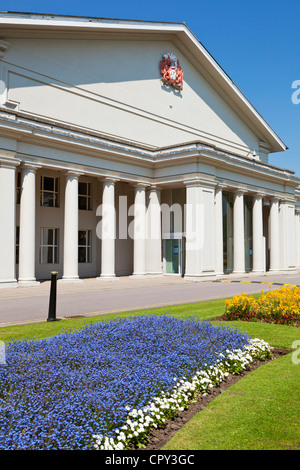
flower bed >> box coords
[0,315,273,450]
[224,286,300,325]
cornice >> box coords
[0,108,298,189]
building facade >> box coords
[0,12,300,288]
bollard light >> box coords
[47,271,59,322]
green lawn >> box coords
[1,296,299,450]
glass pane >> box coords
[78,196,87,210]
[47,247,53,264]
[41,228,54,245]
[54,188,59,208]
[42,192,54,207]
[53,246,58,264]
[79,182,88,195]
[54,229,59,246]
[78,246,86,263]
[40,246,50,264]
[165,239,179,274]
[40,229,46,245]
[222,193,233,274]
[43,177,54,191]
[78,231,87,246]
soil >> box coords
[212,314,300,327]
[135,347,291,451]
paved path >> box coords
[1,272,300,327]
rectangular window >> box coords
[78,230,91,263]
[40,176,59,207]
[16,172,21,204]
[16,226,19,264]
[40,228,59,264]
[78,182,91,210]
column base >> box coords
[18,279,40,287]
[249,270,266,276]
[96,275,119,281]
[60,277,83,284]
[130,273,147,279]
[144,272,164,277]
[215,272,225,278]
[0,279,18,289]
[267,268,297,274]
[230,272,248,278]
[184,273,216,282]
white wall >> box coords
[2,37,260,157]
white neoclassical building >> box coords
[0,11,300,288]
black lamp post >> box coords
[47,271,59,322]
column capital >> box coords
[64,169,83,179]
[233,186,247,195]
[268,195,280,203]
[252,191,266,199]
[147,184,162,193]
[21,161,42,172]
[215,181,227,190]
[132,181,149,190]
[100,176,120,185]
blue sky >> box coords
[2,1,300,176]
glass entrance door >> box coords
[164,239,184,275]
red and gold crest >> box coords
[160,52,183,90]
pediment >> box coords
[0,12,286,157]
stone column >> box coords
[184,180,215,280]
[269,197,280,272]
[252,193,265,273]
[98,178,118,280]
[18,163,41,286]
[233,189,245,275]
[214,186,224,276]
[146,185,162,276]
[295,209,300,269]
[0,154,20,288]
[61,171,82,283]
[132,183,147,277]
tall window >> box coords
[16,172,21,204]
[40,176,59,207]
[40,228,59,264]
[16,226,19,264]
[78,182,91,210]
[78,230,91,263]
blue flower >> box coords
[0,315,252,450]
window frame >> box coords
[16,226,19,264]
[16,172,21,204]
[78,181,92,211]
[40,176,60,208]
[40,228,59,264]
[78,229,91,263]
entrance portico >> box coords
[1,148,299,288]
[0,12,299,290]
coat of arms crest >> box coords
[160,52,183,90]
